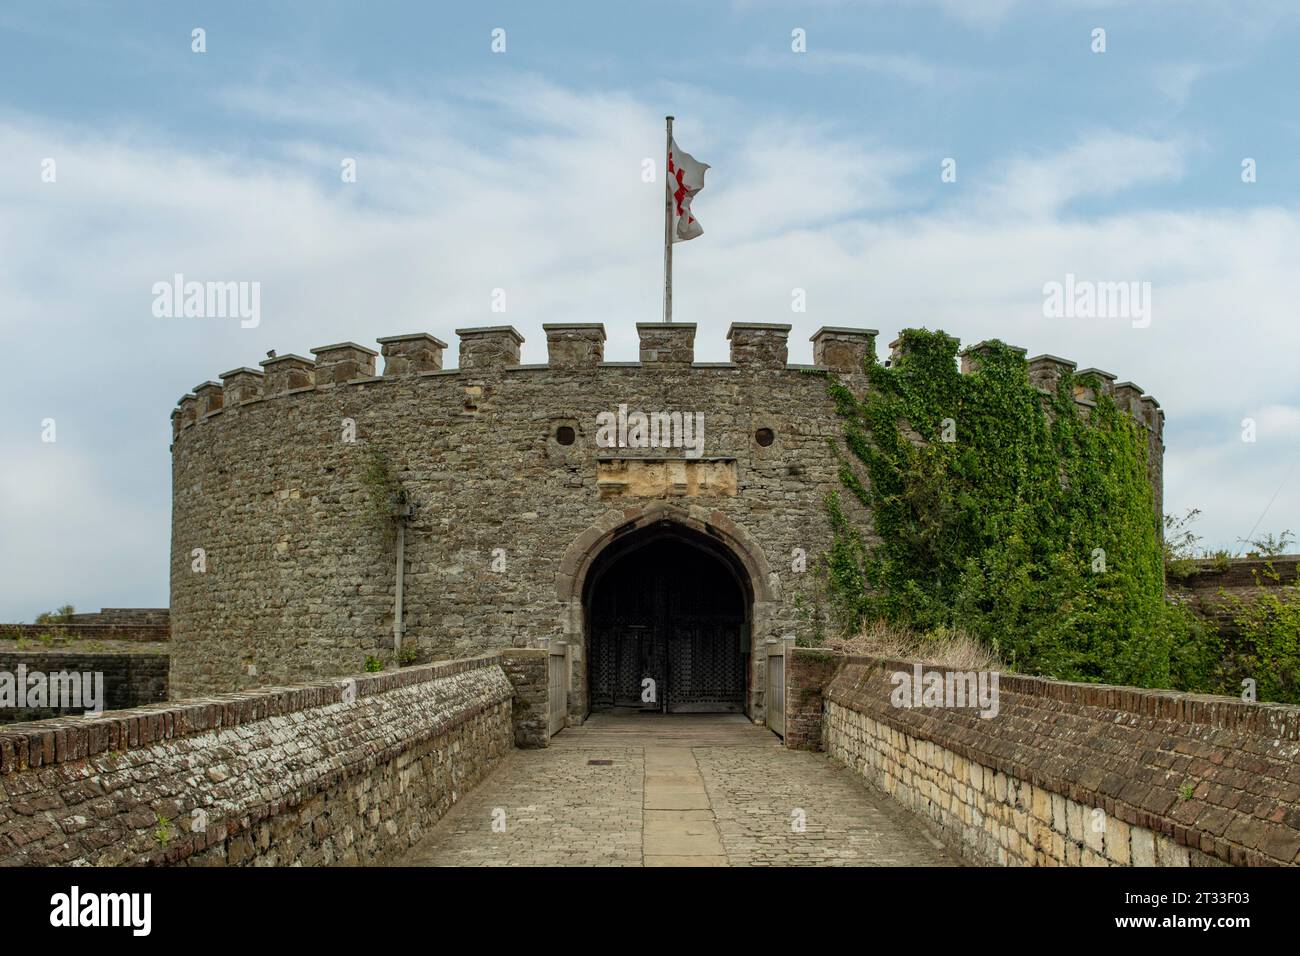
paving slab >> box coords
[397,714,965,867]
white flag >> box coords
[668,137,708,242]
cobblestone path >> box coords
[398,714,963,867]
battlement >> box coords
[170,324,1163,443]
[168,322,1166,704]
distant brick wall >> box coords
[824,655,1300,867]
[0,654,511,866]
[784,648,842,750]
[0,653,168,723]
[1,623,170,643]
[1186,556,1300,589]
[67,608,170,627]
[1172,556,1300,636]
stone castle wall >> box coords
[169,323,1164,713]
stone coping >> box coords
[0,653,504,774]
[835,653,1300,737]
[1027,354,1077,367]
[1076,367,1118,380]
[259,353,314,368]
[376,332,449,347]
[454,325,524,342]
[310,341,379,357]
[726,322,792,337]
[811,326,880,339]
[543,323,607,338]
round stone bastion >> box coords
[169,322,1163,720]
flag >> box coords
[668,137,708,242]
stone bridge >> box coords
[399,713,958,866]
[0,648,1297,867]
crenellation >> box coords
[377,332,447,376]
[810,326,877,374]
[1074,368,1117,405]
[456,326,524,369]
[193,381,224,416]
[959,340,1026,375]
[1026,354,1076,394]
[220,366,264,405]
[177,393,199,429]
[637,322,696,365]
[259,354,315,394]
[726,322,791,368]
[1112,381,1144,418]
[1136,394,1162,433]
[311,342,378,384]
[544,323,605,367]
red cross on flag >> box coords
[668,137,708,242]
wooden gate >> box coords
[765,638,786,737]
[548,641,569,736]
[588,538,746,714]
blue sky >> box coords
[1,0,1298,619]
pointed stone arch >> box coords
[556,503,782,720]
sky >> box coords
[1,0,1298,620]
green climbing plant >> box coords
[821,327,1209,690]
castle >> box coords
[169,322,1164,721]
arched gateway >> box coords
[556,503,780,720]
[586,523,748,713]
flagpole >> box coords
[663,115,674,323]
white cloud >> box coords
[975,132,1191,218]
[0,80,1297,618]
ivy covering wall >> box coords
[822,327,1205,690]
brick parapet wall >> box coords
[784,648,843,750]
[824,655,1300,867]
[1184,555,1300,590]
[1171,556,1300,639]
[499,648,549,748]
[0,653,168,724]
[0,653,511,865]
[67,608,170,627]
[1,623,170,643]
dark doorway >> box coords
[586,525,748,714]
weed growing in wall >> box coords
[358,448,407,546]
[822,328,1203,689]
